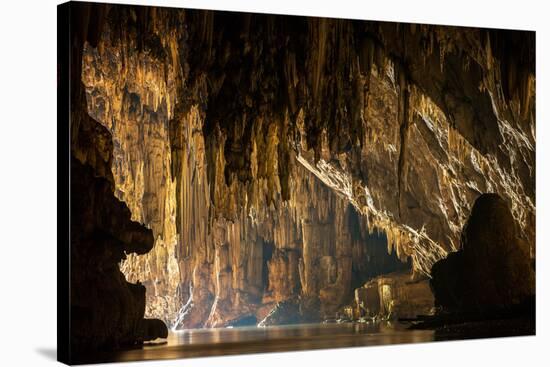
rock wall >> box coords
[78,4,535,328]
[430,194,535,312]
[67,2,168,354]
[81,19,182,324]
[354,272,434,319]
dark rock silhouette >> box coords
[141,318,170,341]
[431,194,535,312]
[65,2,168,356]
[71,159,167,352]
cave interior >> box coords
[64,1,536,356]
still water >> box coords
[84,322,434,364]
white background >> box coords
[0,0,548,365]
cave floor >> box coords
[72,319,534,364]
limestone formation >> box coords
[430,194,535,312]
[353,272,434,319]
[68,2,168,353]
[73,3,535,330]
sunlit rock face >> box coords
[79,4,535,328]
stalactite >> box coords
[80,5,535,327]
[396,63,410,218]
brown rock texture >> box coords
[430,194,535,311]
[75,4,535,328]
[67,2,168,353]
[354,272,434,319]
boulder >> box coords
[258,296,321,326]
[430,194,535,312]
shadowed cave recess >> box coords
[69,2,535,352]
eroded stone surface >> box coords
[352,271,434,320]
[77,4,535,328]
[68,3,168,352]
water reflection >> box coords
[82,322,434,363]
